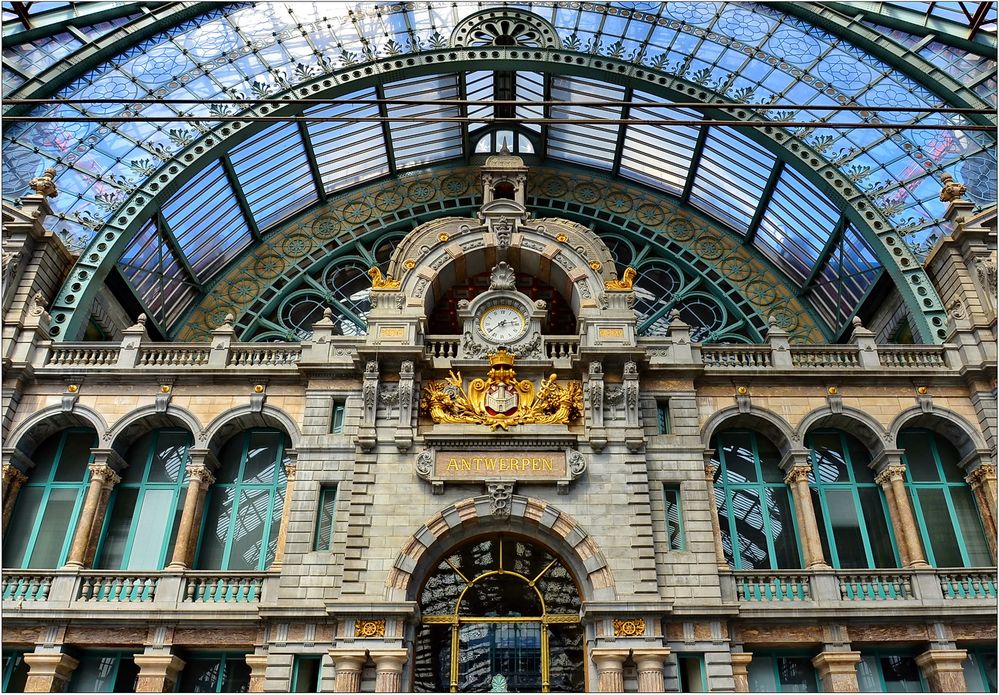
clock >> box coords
[478,304,528,343]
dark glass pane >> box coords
[27,436,60,481]
[121,432,153,484]
[747,656,777,692]
[951,487,992,566]
[664,488,683,550]
[242,431,280,484]
[715,486,737,568]
[413,624,452,692]
[729,488,770,569]
[54,431,96,481]
[857,656,881,691]
[420,564,465,615]
[880,656,923,693]
[179,658,222,692]
[720,432,758,483]
[3,651,28,693]
[98,487,139,569]
[776,656,818,692]
[935,435,965,483]
[149,431,190,483]
[458,574,543,617]
[810,432,849,483]
[113,657,138,692]
[314,487,336,552]
[811,490,833,565]
[3,487,42,567]
[458,623,542,693]
[216,437,244,483]
[292,657,321,693]
[536,563,581,614]
[69,655,118,692]
[28,487,80,568]
[901,431,939,482]
[858,487,897,568]
[503,537,554,580]
[197,488,235,570]
[264,486,284,568]
[127,488,176,570]
[221,658,251,693]
[824,489,867,569]
[768,488,802,569]
[548,625,584,693]
[916,488,963,567]
[755,435,784,483]
[228,488,271,570]
[847,436,875,483]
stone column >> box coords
[873,456,928,568]
[64,452,122,568]
[965,462,997,559]
[133,653,185,693]
[781,453,829,569]
[244,654,269,693]
[730,652,753,693]
[633,648,671,693]
[811,651,861,693]
[591,649,629,693]
[2,454,30,532]
[23,652,79,693]
[330,649,367,693]
[704,457,728,569]
[916,649,969,693]
[166,450,216,570]
[371,649,408,692]
[270,451,298,569]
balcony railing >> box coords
[939,570,998,599]
[78,573,157,602]
[735,571,810,601]
[838,571,913,601]
[183,573,263,603]
[2,573,52,601]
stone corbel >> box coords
[250,381,267,414]
[395,360,415,451]
[61,379,81,413]
[414,449,443,494]
[559,449,587,495]
[623,361,643,451]
[735,386,751,413]
[486,480,514,517]
[825,385,842,414]
[914,385,933,413]
[155,381,174,414]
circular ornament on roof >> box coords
[744,280,779,306]
[665,216,695,242]
[695,236,725,260]
[573,182,601,204]
[341,201,373,224]
[228,279,259,304]
[408,181,436,203]
[636,203,666,226]
[540,176,568,198]
[666,2,719,25]
[440,175,469,197]
[769,306,799,331]
[373,188,403,212]
[282,233,313,258]
[451,9,561,49]
[254,253,285,279]
[959,152,998,205]
[720,257,753,282]
[312,217,343,240]
[606,191,634,213]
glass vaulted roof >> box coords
[1,1,996,342]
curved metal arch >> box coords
[450,569,547,619]
[795,404,891,456]
[48,50,948,343]
[105,403,203,456]
[7,404,109,456]
[888,405,990,459]
[701,404,798,456]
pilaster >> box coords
[329,649,367,693]
[730,652,752,693]
[633,648,671,693]
[23,652,79,693]
[370,649,408,692]
[915,649,969,693]
[245,654,269,693]
[591,648,629,692]
[811,651,861,693]
[270,451,298,569]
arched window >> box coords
[807,430,898,569]
[96,429,192,570]
[414,535,583,693]
[3,429,96,569]
[712,430,801,570]
[899,428,991,568]
[195,429,288,571]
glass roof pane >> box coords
[118,218,199,329]
[229,122,317,230]
[548,75,624,170]
[383,74,464,170]
[517,71,544,133]
[618,91,700,195]
[466,70,493,122]
[689,127,776,233]
[160,160,253,281]
[304,89,390,194]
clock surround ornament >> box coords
[458,262,548,359]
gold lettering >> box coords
[544,458,553,471]
[447,458,459,471]
[461,458,471,471]
[485,458,497,471]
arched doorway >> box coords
[413,535,584,693]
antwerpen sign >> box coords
[416,447,585,494]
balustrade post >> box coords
[849,317,881,369]
[133,652,185,693]
[591,649,629,693]
[270,451,298,569]
[633,648,671,693]
[208,314,235,368]
[371,649,408,692]
[64,451,123,569]
[2,450,31,533]
[873,453,928,568]
[781,452,829,569]
[915,649,969,692]
[964,460,997,560]
[703,455,728,570]
[166,450,217,570]
[765,316,793,368]
[117,314,147,368]
[330,649,367,693]
[244,653,269,693]
[23,651,79,693]
[811,651,861,692]
[730,652,753,693]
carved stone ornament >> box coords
[874,464,907,486]
[568,450,586,476]
[355,619,386,638]
[415,450,434,479]
[28,291,47,317]
[420,349,583,430]
[603,385,624,406]
[605,267,637,291]
[379,384,401,405]
[938,173,967,203]
[486,481,514,518]
[966,463,996,487]
[28,167,58,198]
[612,618,646,637]
[782,465,811,486]
[489,261,517,290]
[513,332,543,360]
[368,267,401,290]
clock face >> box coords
[478,305,527,343]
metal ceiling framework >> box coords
[1,2,995,346]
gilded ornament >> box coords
[254,384,265,394]
[827,386,838,395]
[355,619,386,638]
[605,267,637,291]
[368,267,401,290]
[555,233,569,243]
[916,386,928,395]
[612,618,646,637]
[160,385,171,393]
[938,173,967,203]
[736,386,748,396]
[589,260,602,271]
[67,384,79,393]
[438,232,450,242]
[419,349,583,431]
[403,259,416,270]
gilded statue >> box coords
[604,266,637,290]
[938,173,967,203]
[368,266,401,290]
[29,167,59,198]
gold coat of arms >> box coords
[420,349,583,430]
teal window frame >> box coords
[857,651,927,693]
[656,401,671,434]
[291,655,323,693]
[194,429,287,571]
[313,485,337,552]
[713,430,804,570]
[663,485,686,551]
[95,428,192,570]
[900,428,991,568]
[330,401,346,433]
[963,647,997,693]
[67,650,137,692]
[746,652,819,693]
[177,652,251,693]
[677,654,707,693]
[2,650,28,693]
[3,428,95,569]
[807,430,900,570]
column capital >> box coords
[871,449,906,474]
[779,449,812,472]
[812,651,861,669]
[284,461,297,481]
[23,651,79,691]
[244,654,269,670]
[184,463,216,486]
[783,464,812,485]
[874,463,907,486]
[3,461,28,486]
[2,447,32,473]
[133,652,186,691]
[915,649,968,670]
[369,649,408,668]
[590,648,630,668]
[730,652,753,668]
[87,461,121,486]
[632,647,671,669]
[965,461,996,487]
[244,654,268,694]
[704,458,719,480]
[186,448,220,470]
[329,649,368,670]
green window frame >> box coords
[663,485,685,551]
[2,428,96,569]
[195,429,288,571]
[857,652,927,693]
[900,429,992,568]
[291,655,323,692]
[713,430,803,570]
[177,653,251,693]
[807,430,899,570]
[2,650,28,693]
[746,653,819,692]
[313,485,337,552]
[95,429,192,570]
[68,651,138,692]
[330,401,346,433]
[656,400,671,434]
[677,654,707,693]
[963,647,997,693]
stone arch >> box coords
[7,405,108,459]
[106,404,203,457]
[701,405,796,456]
[889,406,989,462]
[201,404,301,454]
[385,494,615,603]
[796,406,889,456]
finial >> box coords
[852,316,863,328]
[323,307,333,320]
[222,313,234,327]
[939,172,967,203]
[768,314,778,327]
[499,138,511,155]
[137,313,147,327]
[28,167,58,198]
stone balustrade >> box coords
[227,344,301,367]
[734,571,811,601]
[2,572,53,601]
[939,570,998,599]
[424,336,460,359]
[78,573,157,602]
[838,571,914,600]
[136,344,211,367]
[701,345,773,368]
[45,344,120,368]
[183,573,263,603]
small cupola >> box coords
[481,141,529,207]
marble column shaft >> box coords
[811,651,861,693]
[965,463,997,560]
[782,456,829,569]
[730,653,753,693]
[167,453,216,570]
[65,456,121,568]
[916,649,969,693]
[270,455,298,568]
[704,458,728,569]
[2,461,29,533]
[875,462,928,568]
